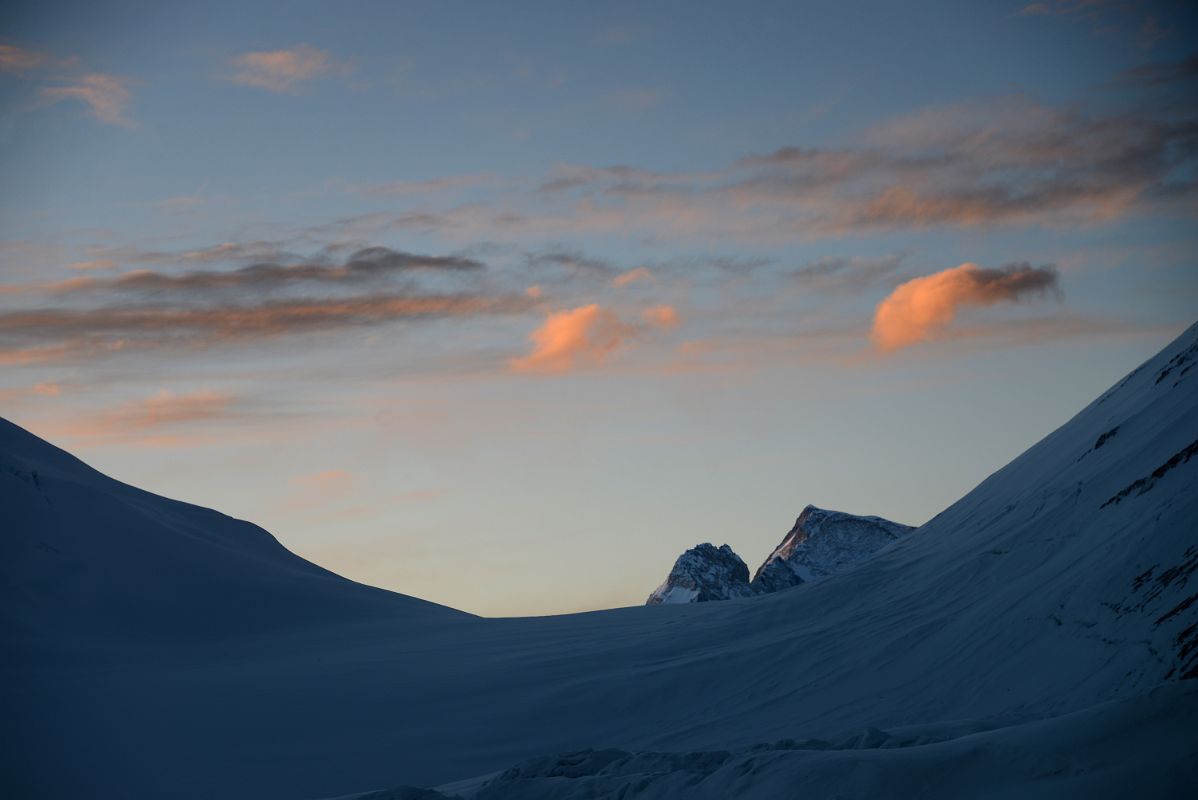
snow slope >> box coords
[410,680,1197,799]
[4,322,1198,799]
[0,418,465,649]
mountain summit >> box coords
[750,505,914,594]
[647,506,912,605]
[646,543,753,604]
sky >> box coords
[1,0,1196,616]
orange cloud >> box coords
[612,267,653,288]
[0,381,63,404]
[510,304,632,373]
[37,389,236,447]
[525,285,543,298]
[117,389,234,429]
[510,303,679,373]
[641,305,679,328]
[871,262,1059,352]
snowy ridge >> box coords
[0,418,465,648]
[750,505,913,593]
[4,322,1198,799]
[646,543,752,604]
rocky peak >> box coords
[749,505,913,594]
[646,543,753,605]
[647,506,914,605]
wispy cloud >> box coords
[1119,53,1198,86]
[612,267,653,288]
[793,255,906,293]
[324,99,1194,245]
[227,45,350,93]
[525,248,617,276]
[1,41,137,127]
[294,468,354,490]
[41,74,135,127]
[0,293,531,365]
[40,389,239,447]
[728,100,1196,233]
[279,468,360,511]
[68,258,119,271]
[0,43,49,73]
[1017,1,1179,49]
[89,240,298,268]
[0,381,61,404]
[871,262,1060,352]
[641,305,679,328]
[31,246,484,298]
[0,245,531,364]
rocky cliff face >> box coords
[749,505,914,594]
[646,543,753,605]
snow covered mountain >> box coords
[645,543,753,604]
[647,506,912,604]
[750,505,913,593]
[0,418,464,649]
[4,321,1198,800]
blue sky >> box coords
[2,0,1196,614]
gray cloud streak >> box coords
[40,247,484,301]
[1,246,526,364]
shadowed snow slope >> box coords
[0,418,466,648]
[407,681,1196,799]
[4,322,1198,799]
